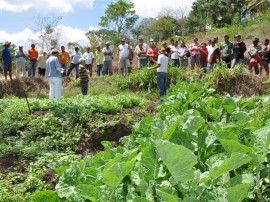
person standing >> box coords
[118,38,131,76]
[231,34,246,68]
[248,38,269,76]
[28,44,38,77]
[220,35,233,68]
[170,40,180,67]
[148,48,169,99]
[46,49,62,99]
[78,58,89,95]
[102,42,113,75]
[147,41,158,65]
[15,45,27,78]
[1,41,12,80]
[82,47,95,77]
[67,47,82,79]
[58,46,70,77]
[190,37,201,70]
[134,37,149,68]
[37,51,47,77]
[178,41,189,68]
[207,39,221,71]
[95,46,103,76]
[200,43,208,73]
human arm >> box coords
[148,63,160,70]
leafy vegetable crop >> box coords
[33,76,270,201]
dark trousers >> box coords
[222,56,232,68]
[172,59,180,67]
[97,64,103,76]
[28,60,37,77]
[80,80,89,95]
[157,72,167,98]
[67,63,79,79]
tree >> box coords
[99,0,139,42]
[32,16,63,51]
[85,29,116,47]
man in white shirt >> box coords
[134,37,149,68]
[148,48,169,99]
[118,38,132,76]
[82,47,95,77]
[67,47,82,79]
[102,42,113,75]
[170,40,180,67]
[15,46,27,78]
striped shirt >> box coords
[79,65,89,82]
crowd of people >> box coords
[1,34,270,99]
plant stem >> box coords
[256,171,263,202]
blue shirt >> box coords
[2,48,12,63]
[46,55,61,78]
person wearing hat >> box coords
[45,49,62,99]
[67,46,82,79]
[37,50,47,77]
[220,35,233,68]
[248,38,269,76]
[148,47,169,99]
[78,58,89,95]
[1,41,12,80]
[95,45,103,76]
[28,43,39,77]
[207,39,221,71]
[118,38,132,76]
[82,47,95,77]
[15,45,27,78]
[102,42,113,75]
[231,34,246,68]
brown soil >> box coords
[77,102,156,155]
[43,168,58,190]
[215,74,270,97]
[0,77,49,98]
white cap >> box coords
[105,41,110,45]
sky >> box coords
[0,0,194,50]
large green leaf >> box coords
[227,183,251,202]
[209,153,252,180]
[182,116,204,134]
[253,126,270,150]
[156,188,180,202]
[155,140,197,182]
[219,139,253,154]
[102,159,136,187]
[75,184,100,202]
[32,190,58,202]
[133,196,151,202]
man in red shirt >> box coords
[28,44,39,77]
[147,41,158,65]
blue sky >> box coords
[0,0,194,47]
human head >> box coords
[253,38,259,45]
[105,41,110,47]
[180,40,185,47]
[42,50,47,56]
[214,36,219,42]
[4,41,11,48]
[194,37,198,44]
[162,41,167,48]
[138,36,143,43]
[31,44,35,49]
[96,45,101,51]
[170,38,174,45]
[61,46,65,51]
[121,38,125,45]
[234,34,241,42]
[224,35,229,42]
[175,41,178,46]
[264,39,269,46]
[75,47,79,52]
[207,39,211,46]
[86,47,90,52]
[19,46,23,50]
[51,48,59,55]
[201,43,206,48]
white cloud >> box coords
[132,0,194,18]
[0,25,94,52]
[0,0,95,13]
